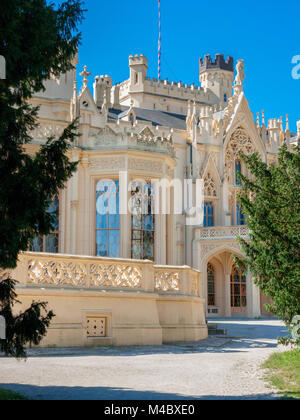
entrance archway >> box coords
[202,246,249,317]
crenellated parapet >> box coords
[199,54,234,74]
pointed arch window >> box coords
[207,263,215,306]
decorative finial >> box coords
[262,110,265,126]
[256,112,260,127]
[79,65,91,90]
[286,114,290,132]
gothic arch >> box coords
[224,126,255,184]
[201,244,244,269]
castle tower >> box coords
[199,54,234,106]
[129,54,148,91]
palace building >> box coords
[6,53,299,347]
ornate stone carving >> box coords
[89,157,125,170]
[199,241,243,264]
[27,259,142,289]
[90,264,142,289]
[34,124,65,141]
[28,260,87,286]
[198,226,249,240]
[225,127,255,183]
[128,158,163,173]
[204,173,217,197]
[190,273,199,296]
[154,271,181,292]
[88,125,174,157]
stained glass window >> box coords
[235,160,242,185]
[204,201,214,227]
[96,180,120,258]
[230,264,247,308]
[207,263,215,306]
[131,182,155,261]
[30,196,59,253]
[236,202,246,226]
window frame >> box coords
[95,179,120,258]
[130,181,155,261]
[207,263,215,306]
[203,201,214,227]
[30,195,60,254]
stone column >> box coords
[247,271,261,318]
[202,264,208,315]
[223,181,231,226]
[224,273,231,317]
[120,170,130,258]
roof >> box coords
[107,106,187,130]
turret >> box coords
[111,83,121,110]
[93,75,112,108]
[129,54,148,91]
[199,54,234,106]
[268,118,281,145]
[199,104,213,137]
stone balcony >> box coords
[195,225,250,241]
[5,252,201,297]
[1,252,207,347]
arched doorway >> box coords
[203,247,254,317]
[230,263,247,313]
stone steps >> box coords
[207,323,227,336]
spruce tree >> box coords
[238,145,300,342]
[0,0,85,357]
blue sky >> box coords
[59,0,300,132]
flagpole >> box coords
[158,0,161,80]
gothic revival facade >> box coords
[15,53,299,346]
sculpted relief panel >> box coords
[89,157,125,171]
[128,158,163,173]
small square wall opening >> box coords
[86,316,107,338]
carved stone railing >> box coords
[154,268,181,292]
[196,226,249,241]
[154,265,201,296]
[5,252,202,297]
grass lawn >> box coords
[0,388,28,400]
[263,348,300,399]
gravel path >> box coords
[0,319,288,400]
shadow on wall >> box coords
[0,383,280,400]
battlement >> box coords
[95,75,112,87]
[129,54,148,67]
[268,118,281,130]
[199,54,234,74]
[143,77,212,104]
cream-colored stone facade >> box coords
[12,53,299,346]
